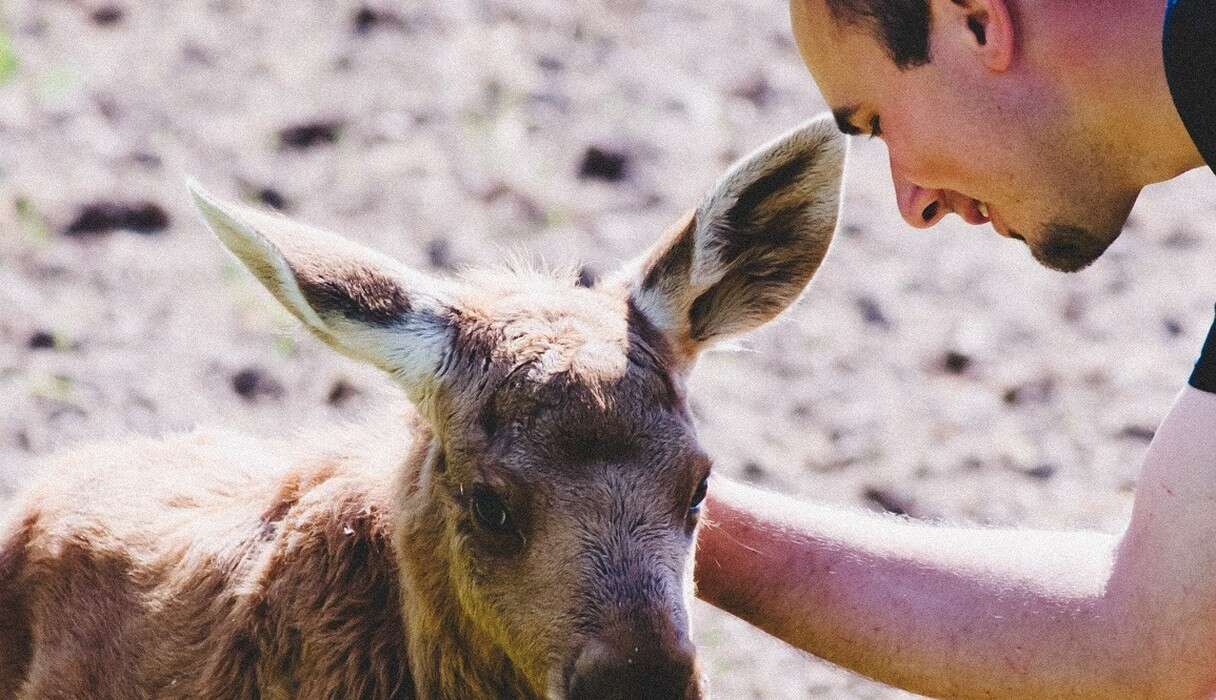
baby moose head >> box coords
[189,115,844,700]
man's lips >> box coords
[987,205,1014,238]
[957,198,991,225]
[945,197,1020,241]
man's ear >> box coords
[941,0,1015,72]
[188,181,458,407]
[618,115,845,368]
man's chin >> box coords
[1027,223,1119,273]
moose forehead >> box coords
[484,399,704,481]
[444,282,695,473]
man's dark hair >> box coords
[825,0,932,69]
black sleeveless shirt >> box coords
[1163,0,1216,393]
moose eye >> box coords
[689,476,708,513]
[470,489,513,534]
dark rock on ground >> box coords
[27,331,56,350]
[426,238,453,270]
[231,367,284,401]
[741,460,766,482]
[730,74,772,107]
[1118,425,1156,442]
[352,6,407,35]
[861,486,913,517]
[256,187,289,211]
[855,296,891,330]
[941,351,972,375]
[536,55,564,72]
[90,5,124,26]
[1020,463,1057,480]
[278,120,344,150]
[326,379,360,407]
[578,146,629,182]
[64,201,170,236]
[1002,377,1055,406]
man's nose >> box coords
[893,170,947,229]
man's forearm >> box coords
[696,479,1132,698]
[697,386,1216,699]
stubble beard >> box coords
[1027,222,1118,273]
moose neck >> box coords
[392,422,541,699]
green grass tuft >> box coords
[0,32,17,86]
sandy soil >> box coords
[2,1,1215,697]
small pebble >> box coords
[130,152,162,168]
[232,367,283,401]
[855,296,891,330]
[27,331,56,350]
[279,121,344,150]
[90,5,124,25]
[536,55,564,71]
[578,146,629,182]
[1162,227,1200,250]
[1118,425,1156,442]
[861,486,911,517]
[256,187,289,211]
[1163,317,1184,338]
[730,75,772,107]
[326,379,359,407]
[1021,464,1057,480]
[64,201,170,236]
[1002,377,1054,406]
[941,351,972,375]
[741,461,766,482]
[426,239,453,270]
[352,6,404,34]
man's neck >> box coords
[1025,0,1204,185]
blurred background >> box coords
[2,1,1215,697]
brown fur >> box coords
[2,430,412,699]
[0,118,843,699]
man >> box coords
[695,1,1216,697]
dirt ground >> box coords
[2,1,1215,697]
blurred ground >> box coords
[2,1,1215,697]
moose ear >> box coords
[622,115,845,364]
[188,181,457,404]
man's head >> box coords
[822,0,933,69]
[792,0,1164,272]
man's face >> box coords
[790,0,1142,272]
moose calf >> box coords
[0,116,844,699]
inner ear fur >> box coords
[189,181,458,403]
[624,115,846,361]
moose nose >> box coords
[567,637,700,700]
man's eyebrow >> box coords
[832,105,863,135]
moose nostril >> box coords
[922,201,940,223]
[568,640,699,700]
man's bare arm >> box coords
[696,387,1216,699]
